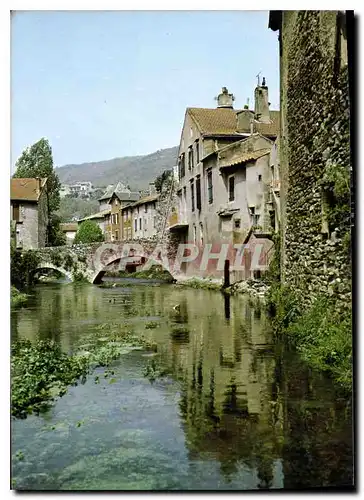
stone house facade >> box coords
[269,10,351,308]
[169,83,279,280]
[121,194,160,240]
[10,178,48,249]
[96,182,140,241]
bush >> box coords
[11,286,28,308]
[11,247,39,289]
[287,298,352,389]
[74,220,104,244]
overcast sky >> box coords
[11,10,279,169]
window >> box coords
[115,199,118,206]
[195,140,200,164]
[258,174,262,181]
[188,147,194,170]
[12,203,20,221]
[234,219,241,229]
[193,225,197,244]
[154,216,157,229]
[115,230,119,240]
[196,175,201,211]
[179,153,186,179]
[190,180,195,212]
[200,223,203,246]
[228,176,235,202]
[144,218,147,230]
[134,219,137,232]
[115,213,119,225]
[145,204,148,213]
[253,214,259,226]
[139,218,142,230]
[207,169,213,204]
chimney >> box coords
[216,87,235,109]
[149,182,156,195]
[254,76,271,123]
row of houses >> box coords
[10,78,280,284]
[59,182,162,245]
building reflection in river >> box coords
[11,282,353,489]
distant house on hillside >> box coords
[10,178,48,249]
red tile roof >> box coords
[188,107,243,136]
[11,178,47,202]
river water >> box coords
[11,280,353,491]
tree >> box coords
[74,220,104,244]
[13,138,61,213]
[47,214,67,247]
[13,138,62,246]
[155,169,173,193]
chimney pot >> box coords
[216,87,235,109]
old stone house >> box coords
[268,10,351,307]
[169,82,279,279]
[121,194,160,240]
[98,182,140,241]
[10,178,48,249]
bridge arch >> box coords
[90,252,175,284]
[35,262,73,282]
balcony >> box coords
[168,210,189,231]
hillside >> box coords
[55,146,179,190]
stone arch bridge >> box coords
[33,239,181,283]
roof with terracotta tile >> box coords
[254,111,280,137]
[187,107,280,138]
[79,208,111,221]
[188,107,243,136]
[130,193,159,208]
[11,178,47,202]
[219,148,271,169]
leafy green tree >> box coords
[154,170,173,193]
[47,214,67,246]
[74,220,104,244]
[13,138,61,213]
[13,138,62,246]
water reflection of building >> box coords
[145,289,284,488]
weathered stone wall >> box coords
[18,202,39,249]
[279,11,351,309]
[35,237,181,283]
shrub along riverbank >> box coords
[266,282,352,392]
[11,286,29,308]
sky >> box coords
[11,10,280,170]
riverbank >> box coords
[11,286,29,308]
[266,283,352,392]
[104,267,175,282]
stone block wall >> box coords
[278,11,351,308]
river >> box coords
[11,279,353,491]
